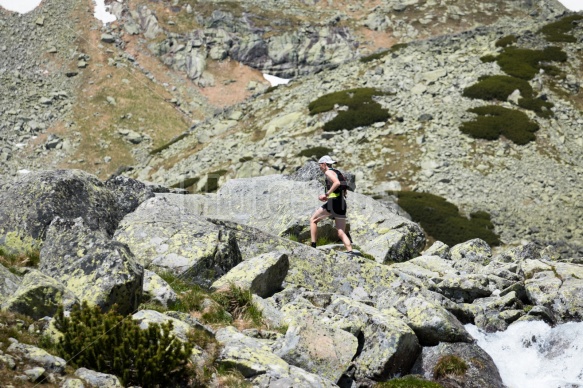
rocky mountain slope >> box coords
[1,169,582,387]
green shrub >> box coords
[518,97,554,118]
[54,302,194,387]
[463,75,533,101]
[308,88,391,132]
[460,105,539,145]
[495,46,567,80]
[539,14,583,42]
[433,355,468,379]
[360,43,408,63]
[297,146,333,158]
[375,375,444,387]
[495,34,517,47]
[170,176,200,190]
[480,54,497,63]
[397,191,500,246]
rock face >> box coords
[114,195,242,287]
[39,217,143,315]
[0,170,128,248]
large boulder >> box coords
[104,175,155,216]
[211,251,289,297]
[411,342,505,388]
[215,326,336,386]
[142,269,178,308]
[2,270,78,319]
[206,174,424,262]
[39,217,143,315]
[275,316,358,383]
[6,341,66,373]
[0,170,122,248]
[114,195,242,287]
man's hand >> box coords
[318,194,327,202]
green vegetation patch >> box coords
[297,146,333,158]
[360,43,409,63]
[460,105,539,145]
[397,191,500,247]
[375,375,444,387]
[0,246,40,273]
[495,34,517,47]
[463,75,533,101]
[495,46,567,80]
[462,75,554,117]
[54,302,194,387]
[308,88,391,132]
[539,14,583,43]
[433,355,469,379]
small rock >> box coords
[101,33,115,43]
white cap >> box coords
[318,155,336,164]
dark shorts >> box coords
[321,196,347,218]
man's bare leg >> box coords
[310,207,331,246]
[334,217,353,251]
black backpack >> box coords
[330,168,349,192]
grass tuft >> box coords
[433,355,468,379]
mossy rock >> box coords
[397,191,500,247]
[495,46,567,80]
[463,75,533,101]
[460,105,539,145]
[309,88,391,132]
[539,14,583,43]
[495,34,517,47]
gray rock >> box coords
[7,341,66,373]
[104,175,155,217]
[74,367,122,388]
[143,269,178,307]
[0,263,21,303]
[114,195,242,287]
[131,310,193,342]
[275,316,358,382]
[212,251,289,297]
[0,170,122,246]
[2,269,78,319]
[40,217,143,315]
[100,34,115,43]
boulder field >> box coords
[0,168,581,386]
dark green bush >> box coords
[433,355,468,379]
[539,14,583,42]
[495,34,517,47]
[308,88,391,131]
[397,191,500,247]
[518,97,554,118]
[375,375,444,387]
[297,146,333,158]
[480,54,497,63]
[463,75,533,101]
[54,302,194,387]
[460,105,539,145]
[495,46,567,80]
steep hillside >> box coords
[133,7,583,257]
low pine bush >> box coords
[297,146,333,158]
[308,88,391,132]
[539,14,583,42]
[495,34,517,47]
[460,105,539,145]
[433,355,468,379]
[54,302,194,387]
[463,75,533,101]
[397,191,500,247]
[495,46,567,80]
